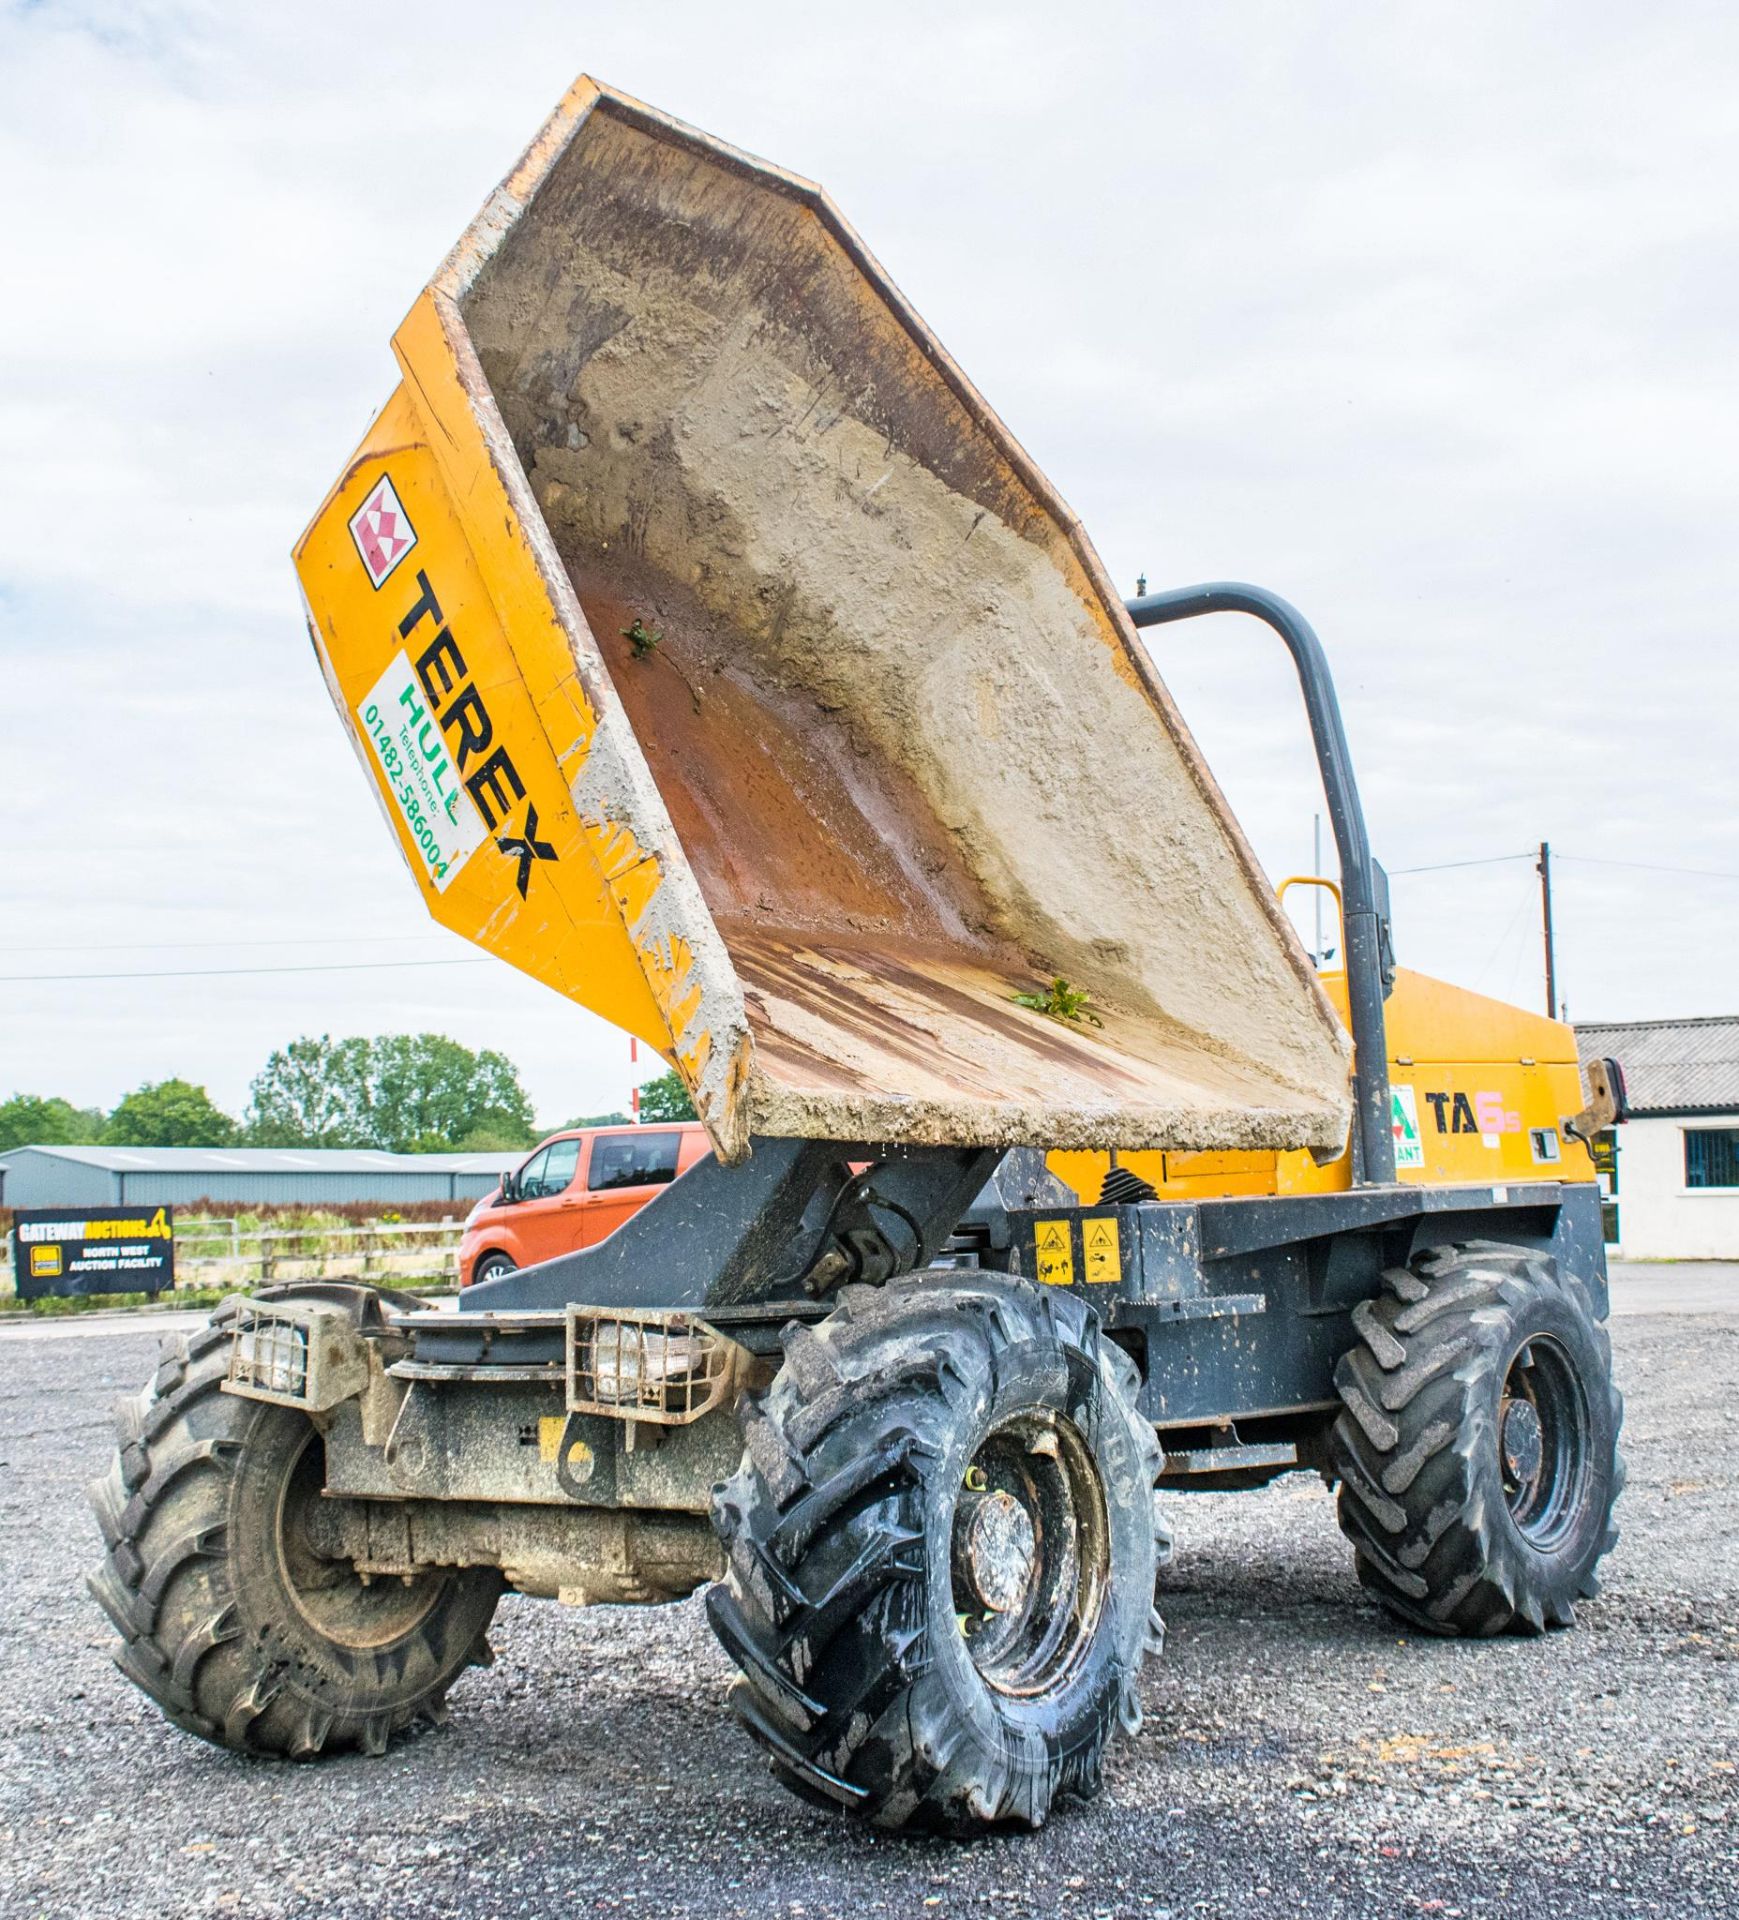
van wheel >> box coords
[1330,1242,1623,1637]
[471,1252,516,1287]
[708,1274,1164,1833]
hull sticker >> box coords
[357,649,486,891]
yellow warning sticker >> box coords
[1034,1218,1074,1286]
[1082,1215,1120,1284]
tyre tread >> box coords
[87,1296,499,1759]
[1330,1244,1623,1638]
[709,1273,1162,1834]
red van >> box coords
[459,1122,710,1287]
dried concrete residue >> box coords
[460,100,1352,1155]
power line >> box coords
[0,933,461,955]
[0,958,495,985]
[1557,853,1739,883]
[1388,852,1534,876]
[1470,878,1536,995]
[1388,849,1739,883]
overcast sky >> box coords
[3,1,1735,1129]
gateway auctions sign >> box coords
[13,1206,175,1298]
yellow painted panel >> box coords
[1049,965,1597,1201]
[1166,1150,1278,1179]
[537,1416,593,1475]
[293,387,670,1052]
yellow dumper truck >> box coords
[90,78,1625,1834]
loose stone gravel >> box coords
[1,1310,1734,1919]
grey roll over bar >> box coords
[1125,583,1397,1186]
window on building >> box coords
[1684,1129,1739,1189]
[587,1131,683,1191]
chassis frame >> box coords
[223,1141,1609,1610]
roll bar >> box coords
[1124,583,1397,1186]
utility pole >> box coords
[1537,840,1557,1020]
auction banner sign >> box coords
[13,1206,175,1299]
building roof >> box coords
[0,1145,522,1174]
[1576,1016,1739,1118]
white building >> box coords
[1577,1017,1739,1261]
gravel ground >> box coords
[1,1307,1735,1920]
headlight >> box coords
[590,1328,705,1404]
[232,1318,310,1399]
[564,1310,734,1424]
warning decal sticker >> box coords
[1034,1218,1074,1287]
[1082,1215,1120,1284]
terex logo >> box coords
[1425,1090,1520,1143]
[396,570,559,898]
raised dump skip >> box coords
[295,78,1352,1163]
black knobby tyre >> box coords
[707,1274,1164,1833]
[1330,1241,1624,1637]
[88,1301,503,1757]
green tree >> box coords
[563,1109,632,1130]
[104,1079,238,1147]
[245,1035,370,1146]
[0,1093,107,1151]
[637,1069,696,1123]
[457,1122,544,1151]
[364,1034,538,1152]
[403,1129,456,1154]
[238,1033,540,1152]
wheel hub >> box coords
[1497,1334,1593,1551]
[279,1430,446,1649]
[1501,1397,1544,1488]
[960,1489,1037,1615]
[949,1413,1110,1697]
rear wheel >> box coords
[88,1303,502,1756]
[1330,1242,1623,1636]
[708,1274,1164,1833]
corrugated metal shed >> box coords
[1577,1016,1739,1118]
[0,1145,522,1210]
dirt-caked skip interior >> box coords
[458,94,1353,1152]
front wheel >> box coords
[708,1274,1164,1833]
[1330,1242,1623,1637]
[88,1305,502,1756]
[469,1250,516,1287]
